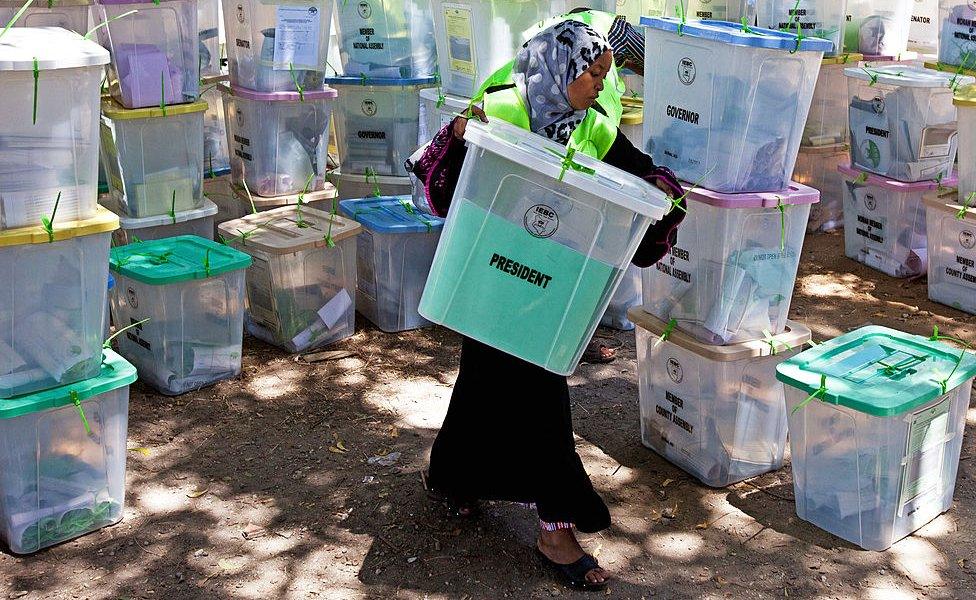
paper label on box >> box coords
[851,186,886,251]
[443,5,475,77]
[245,256,278,330]
[356,230,377,300]
[273,5,322,69]
[898,394,952,511]
[189,345,241,376]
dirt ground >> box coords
[2,228,976,600]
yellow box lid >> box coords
[620,96,643,126]
[925,61,976,79]
[954,83,976,107]
[101,98,208,120]
[0,205,119,247]
[823,53,862,66]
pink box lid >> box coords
[837,164,957,192]
[226,83,337,102]
[685,181,820,208]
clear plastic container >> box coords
[334,0,437,78]
[418,87,472,142]
[110,197,218,245]
[804,54,863,147]
[923,190,976,314]
[219,206,361,352]
[430,0,614,96]
[793,144,849,233]
[939,1,976,68]
[339,196,444,332]
[95,0,199,109]
[634,309,810,487]
[909,0,940,54]
[641,17,830,193]
[100,99,206,218]
[600,264,642,331]
[749,0,849,57]
[419,119,672,375]
[0,350,135,554]
[954,83,976,199]
[777,325,976,551]
[0,28,108,230]
[198,0,221,76]
[641,182,817,346]
[0,0,92,35]
[839,164,952,277]
[201,76,231,178]
[223,0,333,93]
[221,83,336,197]
[0,207,118,398]
[845,0,913,56]
[326,76,435,177]
[109,235,252,395]
[845,64,971,182]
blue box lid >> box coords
[640,17,833,53]
[339,196,444,234]
[324,75,437,87]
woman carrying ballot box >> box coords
[422,14,685,591]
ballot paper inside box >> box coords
[777,326,976,551]
[633,309,811,488]
[839,164,951,278]
[642,182,818,346]
[223,0,333,93]
[219,205,362,353]
[923,189,976,315]
[109,236,251,396]
[0,350,134,554]
[0,28,108,230]
[325,76,435,177]
[845,64,972,183]
[0,208,117,399]
[334,0,437,78]
[95,0,199,109]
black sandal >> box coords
[536,549,609,591]
[421,470,481,519]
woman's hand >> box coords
[453,105,489,140]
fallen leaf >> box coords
[186,485,210,498]
[662,478,674,488]
[695,521,709,530]
[592,542,603,557]
[715,575,727,585]
[328,445,347,454]
[128,447,151,457]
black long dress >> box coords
[427,131,685,532]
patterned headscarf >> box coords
[512,20,610,145]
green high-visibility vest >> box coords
[471,10,623,159]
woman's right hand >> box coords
[453,105,489,140]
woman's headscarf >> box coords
[512,20,610,145]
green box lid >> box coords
[0,350,136,420]
[776,326,976,417]
[110,235,252,285]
